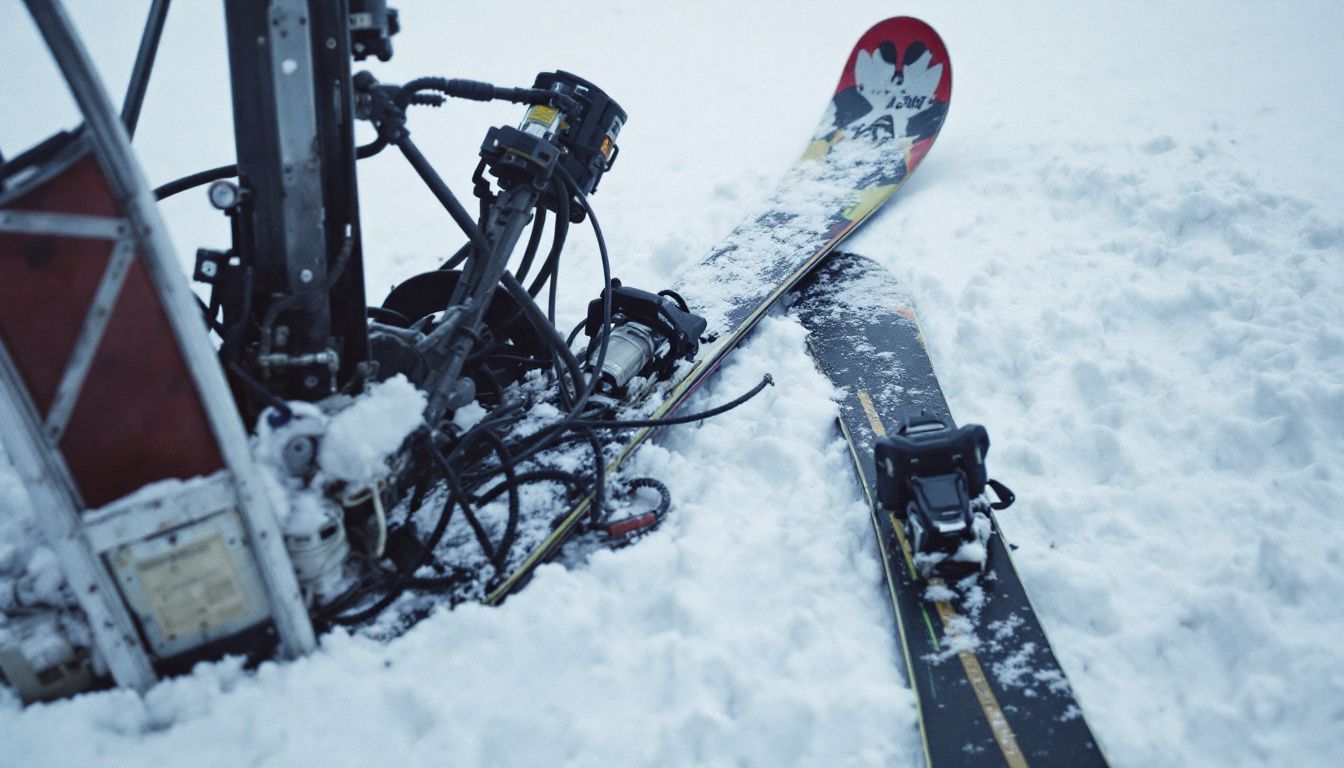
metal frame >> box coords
[0,209,127,239]
[120,0,171,137]
[0,337,158,689]
[265,0,329,295]
[82,472,239,552]
[8,0,318,690]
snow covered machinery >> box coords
[1,0,727,702]
[0,0,315,700]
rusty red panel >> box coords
[0,152,114,414]
[2,137,224,509]
[60,258,224,508]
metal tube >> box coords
[395,133,494,257]
[121,0,171,137]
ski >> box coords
[485,16,953,603]
[792,253,1110,767]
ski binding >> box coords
[875,412,1013,578]
[582,280,706,409]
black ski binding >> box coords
[875,411,1013,578]
[583,280,707,407]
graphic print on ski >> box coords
[483,17,952,604]
[793,254,1110,768]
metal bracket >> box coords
[0,210,128,240]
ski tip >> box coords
[834,17,951,102]
[807,17,951,173]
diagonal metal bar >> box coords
[42,237,136,443]
[120,0,171,137]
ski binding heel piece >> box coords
[583,281,707,407]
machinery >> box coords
[0,0,711,702]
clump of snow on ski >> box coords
[676,137,906,334]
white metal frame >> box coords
[0,0,317,692]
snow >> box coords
[316,376,425,487]
[3,1,1344,767]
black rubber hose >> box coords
[154,136,390,201]
[514,206,548,284]
[526,177,570,297]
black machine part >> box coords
[531,71,625,204]
[477,70,625,223]
[369,269,550,399]
[349,0,400,62]
[875,413,1011,559]
[583,281,707,396]
[218,0,371,412]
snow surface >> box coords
[3,1,1344,766]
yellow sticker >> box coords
[136,534,250,638]
[524,104,560,129]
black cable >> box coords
[498,272,587,409]
[154,163,235,200]
[323,378,770,626]
[474,431,522,569]
[658,289,690,313]
[226,362,293,421]
[442,459,496,564]
[474,468,583,506]
[325,434,459,625]
[526,179,570,298]
[367,305,414,327]
[194,295,225,335]
[514,206,548,283]
[154,136,390,201]
[397,77,577,113]
[556,374,774,433]
[565,318,587,348]
[627,477,672,517]
[554,166,613,416]
[576,426,605,524]
[258,235,355,354]
[598,477,672,537]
